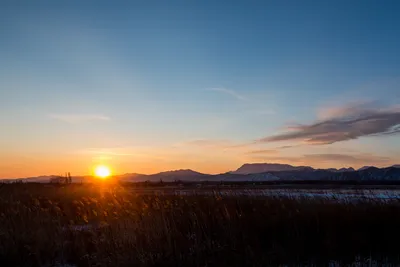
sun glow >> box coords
[94,165,111,178]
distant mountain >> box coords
[118,166,400,182]
[326,167,355,172]
[266,167,400,181]
[338,167,356,172]
[3,164,400,183]
[12,175,59,183]
[156,169,205,178]
[233,163,314,174]
[114,173,144,182]
[118,169,208,182]
[148,169,208,182]
[358,166,374,171]
[2,175,95,183]
[213,172,280,182]
[355,166,400,181]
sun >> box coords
[94,165,111,179]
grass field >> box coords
[1,183,400,267]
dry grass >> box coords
[0,183,399,267]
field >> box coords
[1,183,400,267]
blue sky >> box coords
[1,1,400,177]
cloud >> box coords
[276,145,298,149]
[207,88,247,101]
[183,139,235,148]
[49,114,110,123]
[75,146,140,157]
[246,149,279,155]
[255,109,276,115]
[80,150,133,156]
[259,103,400,145]
[317,101,374,120]
[185,139,266,151]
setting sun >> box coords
[94,165,111,178]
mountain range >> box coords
[3,163,400,183]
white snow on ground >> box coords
[63,189,400,235]
[167,189,400,203]
[62,222,109,232]
[42,264,77,267]
[59,191,398,266]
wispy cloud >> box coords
[246,149,279,155]
[75,145,144,156]
[276,145,298,149]
[254,109,276,115]
[79,150,133,156]
[49,114,110,123]
[183,139,262,151]
[182,139,235,149]
[207,88,247,101]
[259,103,400,145]
[317,101,374,120]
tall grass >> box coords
[0,183,399,266]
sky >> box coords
[1,0,400,178]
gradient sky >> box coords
[1,0,400,178]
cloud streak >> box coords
[79,150,133,156]
[246,149,279,155]
[207,88,247,101]
[259,103,400,145]
[49,114,110,123]
[182,139,249,149]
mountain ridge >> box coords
[2,164,400,183]
[233,163,314,174]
